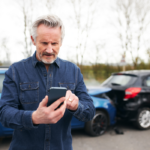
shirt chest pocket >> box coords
[20,82,39,104]
[59,83,75,93]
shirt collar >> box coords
[32,51,38,67]
[32,51,60,68]
[55,57,60,68]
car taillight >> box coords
[123,87,141,101]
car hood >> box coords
[88,87,111,96]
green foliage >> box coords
[79,62,150,83]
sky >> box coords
[0,0,150,65]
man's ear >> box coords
[31,36,36,45]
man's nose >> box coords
[46,44,53,53]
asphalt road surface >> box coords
[0,121,150,150]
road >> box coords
[72,120,150,150]
[0,121,150,150]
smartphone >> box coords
[47,87,67,107]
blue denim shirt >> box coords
[0,52,95,150]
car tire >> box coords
[85,110,108,136]
[135,107,150,130]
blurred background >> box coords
[0,0,150,85]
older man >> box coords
[0,15,95,150]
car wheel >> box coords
[85,110,108,136]
[135,107,150,130]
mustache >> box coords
[42,52,55,56]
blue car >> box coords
[0,67,14,137]
[71,88,116,136]
[0,67,116,137]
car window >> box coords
[0,74,5,93]
[144,76,150,87]
[101,74,137,86]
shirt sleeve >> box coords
[0,65,37,130]
[70,67,95,122]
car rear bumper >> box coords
[116,104,139,121]
[117,110,137,121]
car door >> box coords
[71,116,85,129]
[142,75,150,104]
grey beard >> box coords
[38,53,57,64]
[41,59,55,64]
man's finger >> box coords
[66,95,78,111]
[49,100,67,123]
[50,109,65,124]
[65,90,72,100]
[39,96,48,107]
[48,97,65,110]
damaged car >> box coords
[101,70,150,130]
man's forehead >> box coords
[37,25,61,35]
[36,24,61,39]
[37,25,60,36]
[37,24,61,32]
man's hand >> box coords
[32,96,66,125]
[66,90,79,111]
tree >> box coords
[146,48,150,68]
[0,38,11,66]
[112,0,150,68]
[112,0,134,65]
[67,0,98,67]
[134,0,150,67]
[45,0,55,11]
[15,0,34,58]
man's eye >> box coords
[52,43,57,45]
[42,42,48,45]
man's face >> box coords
[31,24,62,64]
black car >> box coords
[101,70,150,130]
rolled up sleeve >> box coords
[70,67,95,122]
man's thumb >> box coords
[40,95,48,107]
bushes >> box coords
[79,63,150,83]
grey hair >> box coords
[31,14,65,43]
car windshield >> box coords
[101,74,137,86]
[0,74,5,93]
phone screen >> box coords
[47,87,67,107]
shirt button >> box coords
[44,74,47,77]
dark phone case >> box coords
[47,87,67,107]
